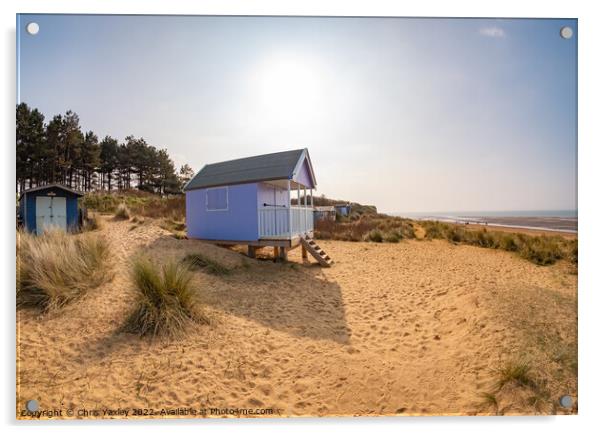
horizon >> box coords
[17,15,577,214]
[389,209,577,218]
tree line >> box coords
[16,103,195,195]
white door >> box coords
[36,196,67,234]
[52,197,67,230]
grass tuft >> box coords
[114,203,131,220]
[182,253,231,275]
[365,229,383,243]
[384,231,401,243]
[518,236,563,265]
[479,392,499,414]
[495,359,536,390]
[82,213,104,231]
[172,231,188,240]
[124,258,208,338]
[480,358,561,414]
[17,229,113,310]
[159,218,187,239]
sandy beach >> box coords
[17,217,577,418]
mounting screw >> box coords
[560,26,573,40]
[26,22,39,35]
[25,399,39,412]
[559,395,573,408]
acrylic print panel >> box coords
[16,15,577,419]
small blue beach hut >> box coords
[184,148,332,264]
[18,184,83,234]
[334,203,351,216]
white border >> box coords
[3,2,601,434]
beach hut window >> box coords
[206,187,228,211]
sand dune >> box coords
[17,217,577,418]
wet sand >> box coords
[463,222,577,239]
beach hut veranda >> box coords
[18,184,83,235]
[184,148,318,255]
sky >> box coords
[17,15,577,213]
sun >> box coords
[253,56,324,123]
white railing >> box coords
[258,206,314,239]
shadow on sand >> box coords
[52,236,351,370]
[140,236,351,344]
[202,259,350,344]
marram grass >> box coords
[124,258,208,339]
[17,229,113,310]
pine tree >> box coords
[80,131,100,192]
[156,149,180,195]
[178,164,195,190]
[99,136,119,191]
[16,104,182,195]
[59,110,83,187]
[16,103,45,190]
[45,115,63,184]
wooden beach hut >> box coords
[18,184,83,235]
[184,148,333,266]
[314,206,336,222]
[334,203,351,217]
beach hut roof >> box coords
[184,148,317,191]
[18,183,83,200]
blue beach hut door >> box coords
[35,196,67,234]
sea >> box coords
[389,210,578,234]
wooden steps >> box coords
[300,236,334,267]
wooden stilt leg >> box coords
[273,246,278,260]
[301,245,308,259]
[279,247,288,261]
[247,245,256,258]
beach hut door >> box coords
[36,196,67,234]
